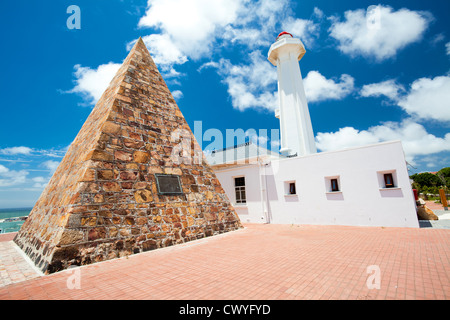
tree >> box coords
[437,167,450,188]
[410,172,441,188]
[437,167,450,178]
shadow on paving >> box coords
[419,219,450,229]
[419,209,450,229]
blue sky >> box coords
[0,0,449,208]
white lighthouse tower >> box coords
[268,32,317,157]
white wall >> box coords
[216,164,268,223]
[214,141,419,228]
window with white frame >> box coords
[284,180,297,195]
[325,176,341,193]
[377,170,398,189]
[234,176,246,204]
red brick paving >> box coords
[0,223,449,300]
[0,233,16,242]
[425,200,447,211]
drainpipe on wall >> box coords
[264,162,271,224]
[258,157,266,223]
[258,157,271,224]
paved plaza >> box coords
[0,217,449,300]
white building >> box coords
[206,32,419,228]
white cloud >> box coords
[32,176,46,183]
[446,42,450,56]
[360,79,405,100]
[171,90,183,100]
[430,33,445,46]
[316,120,450,165]
[249,0,290,27]
[281,8,322,48]
[418,155,449,170]
[139,34,187,70]
[360,75,450,122]
[396,75,450,122]
[303,71,354,103]
[163,67,184,79]
[0,164,29,187]
[200,50,278,111]
[316,127,380,152]
[329,5,431,61]
[32,176,49,189]
[134,1,325,111]
[369,121,450,158]
[0,146,33,155]
[0,146,66,190]
[225,78,278,112]
[69,62,121,105]
[42,160,60,174]
[0,165,8,174]
[224,1,323,49]
[222,26,267,48]
[245,129,269,146]
[201,60,354,112]
[73,36,186,105]
[312,7,324,20]
[223,0,291,47]
[270,139,281,149]
[138,0,242,60]
[137,0,320,65]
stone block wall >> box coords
[14,38,242,273]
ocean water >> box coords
[0,207,32,234]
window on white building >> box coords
[377,170,398,189]
[384,173,394,188]
[325,176,341,193]
[289,182,296,195]
[330,178,339,192]
[284,180,297,196]
[234,177,246,204]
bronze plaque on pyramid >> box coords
[155,174,183,195]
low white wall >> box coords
[215,164,268,223]
[214,141,419,228]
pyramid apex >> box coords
[127,37,147,55]
[137,36,145,44]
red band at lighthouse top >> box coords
[276,31,293,40]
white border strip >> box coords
[11,241,45,276]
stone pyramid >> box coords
[14,38,242,274]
